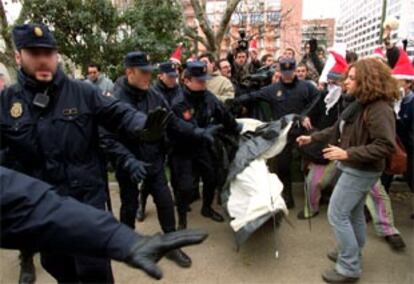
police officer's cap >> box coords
[279,57,296,75]
[12,23,58,50]
[159,61,179,77]
[184,61,211,81]
[124,51,156,71]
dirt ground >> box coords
[1,183,413,284]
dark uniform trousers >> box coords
[169,148,216,215]
[116,163,176,233]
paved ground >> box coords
[1,183,413,284]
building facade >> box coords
[335,0,414,58]
[301,18,335,51]
[182,0,303,59]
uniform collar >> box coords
[183,86,205,104]
[122,76,147,100]
[157,79,177,92]
[17,67,65,93]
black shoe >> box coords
[19,254,36,284]
[201,207,224,222]
[165,249,192,268]
[178,213,187,230]
[136,206,145,222]
[322,269,359,283]
[411,213,414,219]
[385,234,406,251]
[297,210,319,220]
[327,250,338,263]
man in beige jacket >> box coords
[199,53,235,102]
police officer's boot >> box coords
[19,251,36,284]
[201,207,224,222]
[178,212,187,230]
[165,249,192,268]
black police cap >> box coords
[184,61,211,81]
[279,58,297,71]
[124,51,156,71]
[12,23,57,50]
[159,61,179,77]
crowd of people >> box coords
[0,22,413,284]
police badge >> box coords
[10,102,23,118]
[34,26,43,37]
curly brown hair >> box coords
[346,58,400,104]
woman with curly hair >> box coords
[297,58,399,283]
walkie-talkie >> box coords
[33,90,50,108]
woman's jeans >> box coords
[328,163,381,278]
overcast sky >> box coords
[302,0,340,20]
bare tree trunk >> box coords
[184,0,242,58]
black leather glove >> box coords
[138,107,172,143]
[225,98,243,116]
[194,125,223,144]
[123,158,150,184]
[124,229,208,280]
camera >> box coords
[237,29,249,51]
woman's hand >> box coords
[322,145,349,161]
[301,117,313,130]
[296,135,312,146]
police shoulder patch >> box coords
[10,102,23,118]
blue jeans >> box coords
[328,163,381,278]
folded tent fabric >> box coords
[221,115,297,247]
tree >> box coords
[182,0,242,56]
[0,0,18,80]
[17,0,188,79]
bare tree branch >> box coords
[190,0,216,52]
[215,0,241,51]
[183,25,211,50]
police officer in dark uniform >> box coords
[0,166,208,281]
[0,23,169,283]
[170,61,240,229]
[151,61,184,107]
[101,52,217,268]
[134,61,184,222]
[234,57,320,208]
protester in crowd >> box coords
[283,48,296,60]
[301,39,324,83]
[85,63,114,96]
[297,58,399,283]
[261,54,275,67]
[298,52,406,251]
[217,59,232,79]
[199,53,235,102]
[296,62,317,86]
